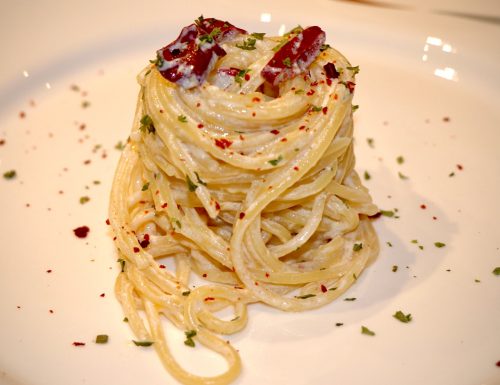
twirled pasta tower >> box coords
[109,17,379,385]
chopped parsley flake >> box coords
[236,37,257,50]
[194,172,207,186]
[346,65,360,75]
[198,27,221,44]
[141,182,150,191]
[268,155,283,166]
[353,243,363,252]
[311,105,322,112]
[364,171,371,180]
[3,170,16,180]
[184,330,197,347]
[79,196,90,204]
[386,241,393,247]
[186,176,198,192]
[396,156,405,164]
[398,171,409,180]
[393,310,412,323]
[361,326,375,336]
[235,69,250,85]
[295,294,316,299]
[117,258,126,272]
[344,297,356,301]
[114,141,125,151]
[140,115,155,134]
[335,322,344,326]
[380,210,395,217]
[95,335,109,344]
[182,290,191,296]
[434,242,446,248]
[320,43,331,52]
[367,138,374,148]
[282,57,292,67]
[352,104,359,112]
[132,340,154,347]
[251,32,266,40]
[392,265,398,272]
[178,115,188,123]
[493,267,500,276]
[149,52,164,68]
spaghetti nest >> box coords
[109,25,379,385]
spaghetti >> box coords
[109,17,379,385]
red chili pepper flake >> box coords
[443,116,450,122]
[49,309,54,313]
[252,97,261,103]
[333,94,338,100]
[294,166,299,171]
[496,361,500,367]
[140,239,150,248]
[83,159,91,165]
[79,123,86,131]
[320,284,327,293]
[306,90,315,96]
[202,273,207,278]
[326,78,332,86]
[346,81,356,93]
[19,111,26,119]
[456,164,463,170]
[46,269,52,273]
[159,109,164,114]
[265,272,270,278]
[197,123,204,129]
[106,218,110,225]
[239,135,245,141]
[16,306,21,309]
[299,125,306,130]
[72,342,85,346]
[159,264,166,269]
[204,297,215,301]
[252,112,256,117]
[244,73,251,81]
[100,293,105,297]
[310,81,318,87]
[133,247,140,253]
[254,281,259,286]
[73,226,90,238]
[214,138,233,149]
[432,216,437,220]
[215,201,221,210]
[420,204,427,209]
[196,102,201,107]
[322,107,328,115]
[281,138,287,142]
[239,212,246,219]
[161,203,168,209]
[0,139,5,146]
[270,129,280,135]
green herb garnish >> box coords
[398,171,408,180]
[194,172,207,186]
[140,115,155,134]
[294,89,305,95]
[3,170,16,180]
[493,267,500,276]
[132,340,154,347]
[295,294,316,299]
[182,290,191,296]
[346,65,360,75]
[320,43,331,52]
[364,171,371,180]
[115,141,125,150]
[117,258,126,272]
[311,105,322,112]
[141,182,150,191]
[186,176,198,192]
[392,265,398,272]
[178,115,188,123]
[184,330,197,347]
[236,37,257,50]
[344,297,356,301]
[251,32,266,40]
[353,243,363,252]
[149,52,164,68]
[95,334,109,344]
[198,27,221,44]
[434,242,446,248]
[352,105,359,112]
[268,155,283,166]
[79,196,90,204]
[282,57,292,67]
[380,210,395,217]
[367,138,374,148]
[396,156,405,164]
[393,310,412,323]
[361,326,375,336]
[235,69,250,85]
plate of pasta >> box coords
[0,1,499,385]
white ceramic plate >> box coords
[1,1,499,385]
